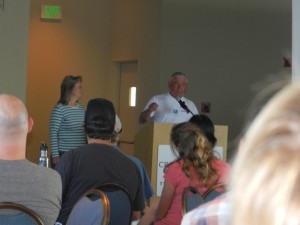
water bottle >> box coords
[38,142,49,167]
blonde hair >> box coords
[231,84,300,225]
[169,122,218,187]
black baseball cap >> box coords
[84,98,116,134]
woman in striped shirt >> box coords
[49,75,87,166]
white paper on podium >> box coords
[156,145,177,196]
[156,145,224,196]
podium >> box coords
[134,122,228,195]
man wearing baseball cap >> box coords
[55,98,145,225]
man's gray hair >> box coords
[170,72,188,82]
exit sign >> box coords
[41,5,62,20]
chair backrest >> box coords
[66,189,110,225]
[202,183,227,203]
[97,183,133,225]
[182,186,205,215]
[0,202,44,225]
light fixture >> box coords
[129,87,136,107]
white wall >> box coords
[0,0,30,102]
[160,0,291,159]
[293,0,300,81]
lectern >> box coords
[134,122,228,195]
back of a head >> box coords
[171,122,199,157]
[84,98,116,140]
[189,114,217,147]
[231,84,300,225]
[0,94,28,136]
[170,122,217,185]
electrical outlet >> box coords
[201,102,211,113]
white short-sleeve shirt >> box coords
[144,93,198,123]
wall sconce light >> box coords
[129,87,136,107]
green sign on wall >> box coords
[41,5,62,20]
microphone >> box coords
[176,97,194,115]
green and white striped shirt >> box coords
[49,103,87,158]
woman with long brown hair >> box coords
[49,75,87,166]
[140,122,230,225]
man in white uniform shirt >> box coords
[139,72,198,124]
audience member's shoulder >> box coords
[126,155,141,165]
[165,160,182,172]
[213,159,231,168]
[63,144,88,156]
[113,151,141,171]
[24,160,61,181]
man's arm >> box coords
[139,109,152,124]
[49,105,63,162]
[139,103,158,124]
[155,181,175,220]
[132,210,142,221]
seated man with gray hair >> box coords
[0,94,62,225]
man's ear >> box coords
[28,117,34,133]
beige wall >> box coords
[26,0,112,162]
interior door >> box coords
[119,62,138,155]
